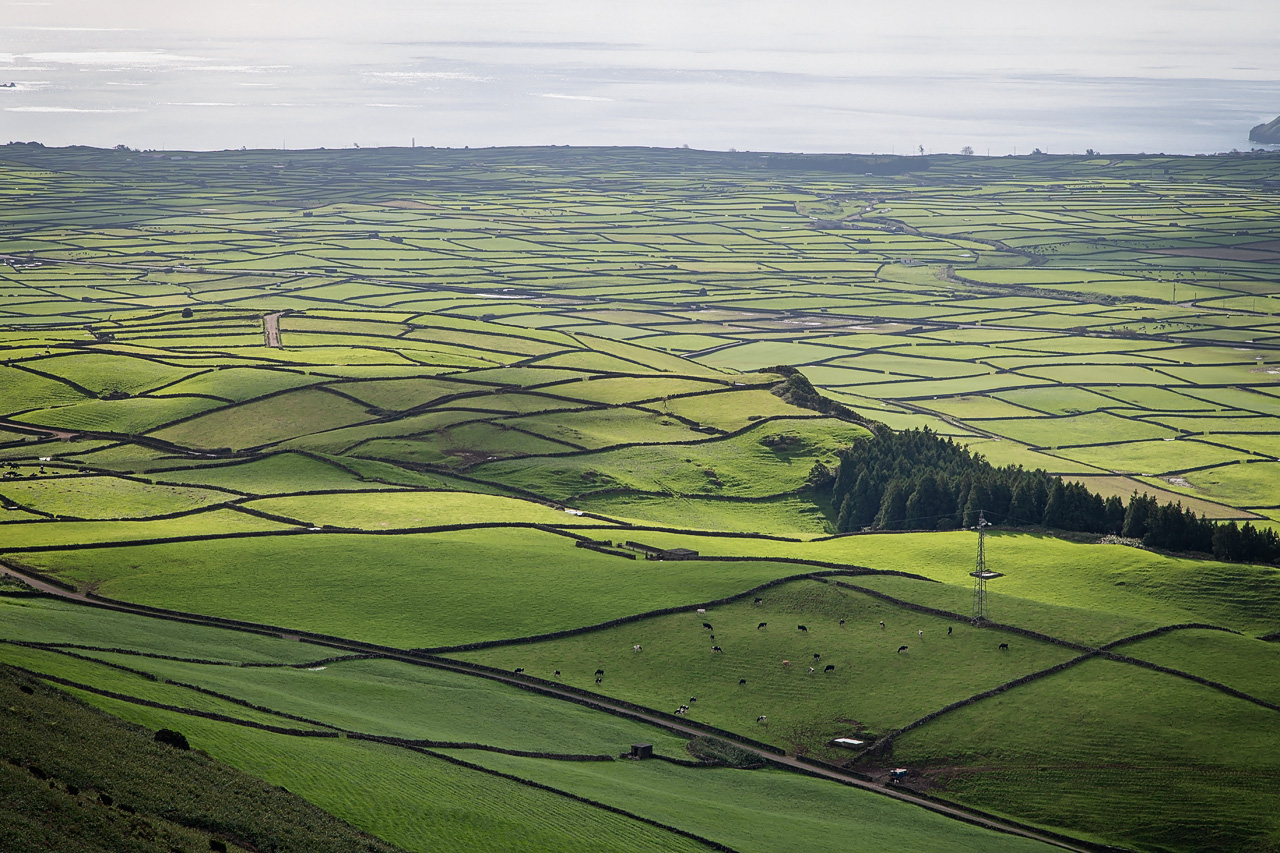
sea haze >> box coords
[1,0,1277,153]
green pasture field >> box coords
[152,451,394,493]
[0,366,91,412]
[152,387,376,450]
[11,531,823,648]
[0,475,230,519]
[17,394,225,434]
[450,752,1051,853]
[83,700,708,853]
[1120,627,1280,706]
[242,491,607,530]
[978,412,1175,447]
[22,352,197,396]
[279,409,489,455]
[570,530,1280,638]
[1051,438,1246,474]
[1198,432,1280,457]
[472,418,868,501]
[576,494,835,535]
[529,375,731,405]
[356,420,581,466]
[0,508,293,550]
[503,406,710,448]
[1169,461,1280,507]
[323,376,486,411]
[460,578,1079,743]
[958,438,1107,474]
[917,395,1042,420]
[891,658,1280,853]
[1183,385,1280,417]
[154,367,325,401]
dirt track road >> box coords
[263,312,284,347]
[0,562,1094,853]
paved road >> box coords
[0,562,1097,852]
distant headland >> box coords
[1250,115,1280,144]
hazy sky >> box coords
[2,0,1277,152]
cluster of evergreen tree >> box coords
[827,428,1280,566]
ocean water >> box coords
[1,0,1277,154]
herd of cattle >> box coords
[504,597,1013,723]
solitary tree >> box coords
[960,145,974,156]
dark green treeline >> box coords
[826,429,1280,565]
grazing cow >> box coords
[879,621,885,629]
[808,666,815,674]
[897,645,909,653]
[689,697,697,703]
[782,660,791,667]
[633,644,642,652]
[696,608,706,614]
[702,622,713,630]
[712,646,723,653]
[918,630,923,638]
[554,670,561,677]
[813,653,821,660]
[513,667,524,674]
[738,678,747,685]
[824,664,835,673]
[675,707,686,715]
[709,634,715,640]
[757,622,768,630]
[797,625,808,632]
[753,597,763,605]
[839,619,846,626]
[999,642,1009,650]
[595,676,603,684]
[756,715,767,723]
[947,626,952,636]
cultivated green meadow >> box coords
[2,144,1279,852]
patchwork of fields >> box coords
[1,144,1279,852]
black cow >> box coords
[554,670,560,677]
[712,646,723,653]
[897,645,909,653]
[702,622,713,630]
[813,653,821,660]
[595,676,603,684]
[738,678,747,685]
[824,664,835,673]
[753,597,763,604]
[757,622,768,629]
[839,619,846,626]
[947,626,953,636]
[595,668,604,676]
[999,642,1009,650]
[797,625,808,632]
[513,667,524,674]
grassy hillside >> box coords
[0,663,406,853]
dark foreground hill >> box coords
[0,663,405,853]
